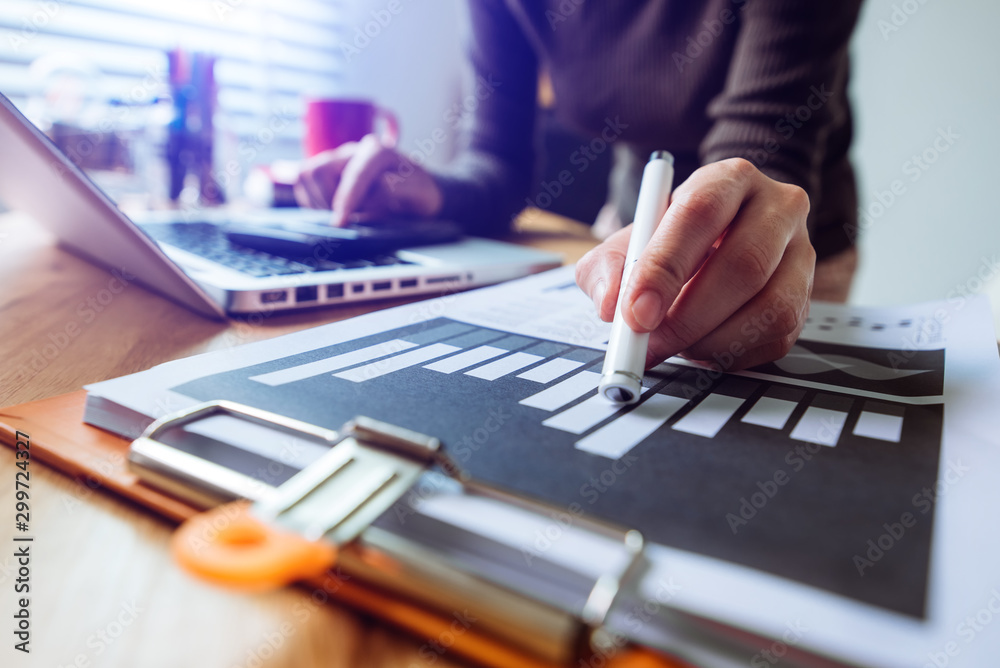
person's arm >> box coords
[295,0,539,236]
[700,1,864,202]
[431,0,540,235]
[576,2,863,371]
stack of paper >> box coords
[85,266,1000,667]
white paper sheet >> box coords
[85,266,1000,668]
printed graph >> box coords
[174,317,943,618]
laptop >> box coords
[0,92,562,319]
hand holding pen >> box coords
[600,152,675,403]
[579,157,815,380]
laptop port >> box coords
[426,275,460,285]
[372,280,392,291]
[260,290,288,304]
[352,284,365,293]
[295,286,318,303]
[400,278,418,289]
[327,284,345,299]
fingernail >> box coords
[330,208,345,227]
[630,291,663,331]
[593,280,607,311]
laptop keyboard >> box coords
[140,222,412,277]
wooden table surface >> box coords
[0,208,598,668]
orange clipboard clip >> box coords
[132,401,690,668]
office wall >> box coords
[333,0,466,169]
[849,0,1000,306]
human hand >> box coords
[294,134,443,226]
[576,158,815,371]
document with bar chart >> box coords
[84,266,1000,668]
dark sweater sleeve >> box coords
[699,1,863,201]
[429,0,539,236]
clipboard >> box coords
[0,391,691,668]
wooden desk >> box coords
[0,209,598,668]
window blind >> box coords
[0,0,346,160]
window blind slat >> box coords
[0,0,344,156]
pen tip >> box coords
[606,387,634,403]
[649,150,674,165]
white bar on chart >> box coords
[467,352,543,381]
[517,358,583,383]
[671,394,746,438]
[520,370,602,411]
[544,384,653,434]
[741,396,799,430]
[789,407,848,447]
[424,346,506,374]
[250,339,417,386]
[544,394,621,434]
[575,394,690,459]
[335,343,460,383]
[853,412,904,442]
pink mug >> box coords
[303,98,399,157]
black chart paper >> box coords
[173,317,943,618]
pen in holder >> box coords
[166,49,224,206]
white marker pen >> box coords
[599,151,675,404]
